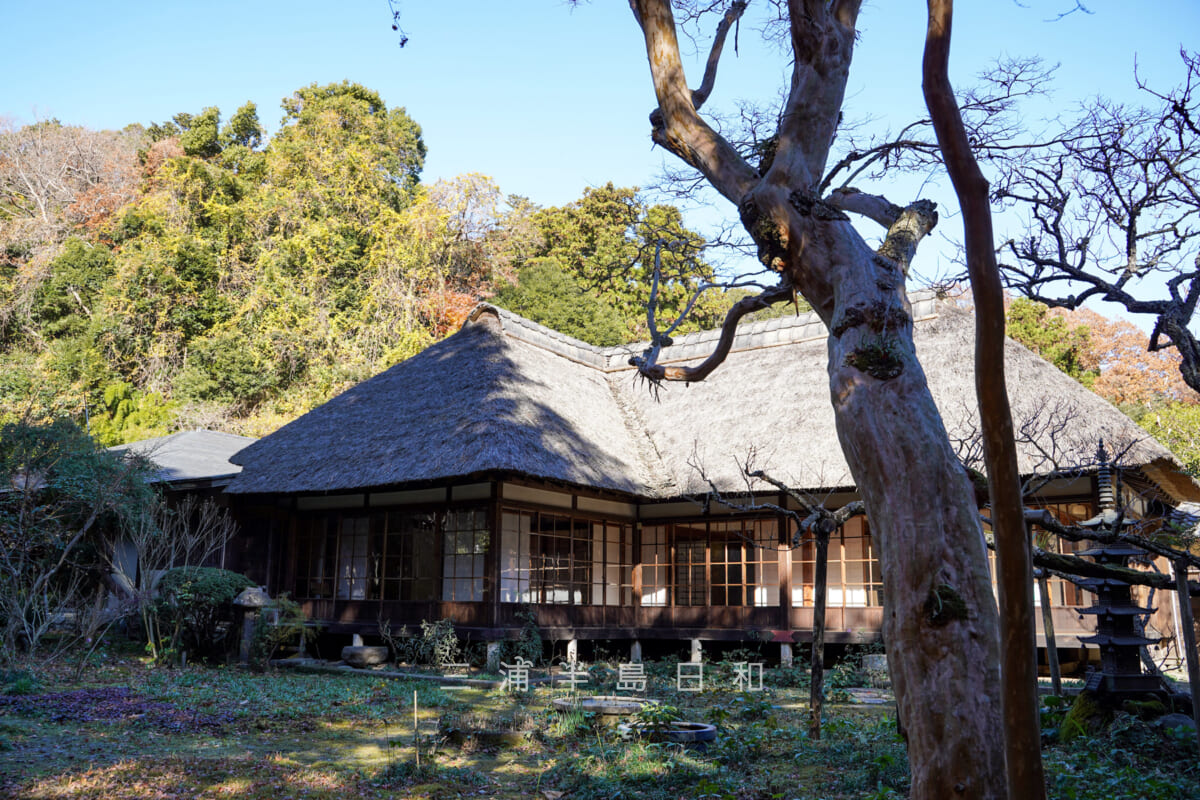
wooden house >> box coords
[221,293,1200,663]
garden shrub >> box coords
[769,663,812,689]
[507,607,543,666]
[630,701,682,736]
[1,669,41,696]
[826,650,868,688]
[464,610,542,670]
[151,567,254,662]
[410,618,461,668]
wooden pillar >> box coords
[488,482,501,629]
[632,524,643,611]
[284,512,299,598]
[780,512,792,633]
[810,524,831,740]
[1037,572,1062,696]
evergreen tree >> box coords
[491,257,629,346]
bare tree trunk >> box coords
[810,526,830,739]
[830,320,1005,798]
[1174,558,1200,753]
[1037,573,1062,696]
[922,2,1045,798]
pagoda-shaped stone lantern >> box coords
[1076,442,1171,697]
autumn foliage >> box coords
[1006,297,1199,475]
[1,86,724,443]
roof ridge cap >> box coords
[464,304,613,366]
[609,289,950,359]
[604,372,676,497]
[463,293,955,369]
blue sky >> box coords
[3,1,1196,309]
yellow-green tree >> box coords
[525,183,725,339]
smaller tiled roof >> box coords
[110,429,256,485]
[1172,501,1200,537]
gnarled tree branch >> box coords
[647,0,748,133]
[631,0,759,203]
[631,281,794,382]
[828,189,940,276]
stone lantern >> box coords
[233,586,271,663]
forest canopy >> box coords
[0,83,728,442]
[3,79,1194,476]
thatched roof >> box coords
[226,293,1199,502]
[111,429,256,486]
[227,311,654,496]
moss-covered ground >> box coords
[1,650,1196,799]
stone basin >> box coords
[552,695,656,725]
[616,720,718,749]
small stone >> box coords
[862,654,888,672]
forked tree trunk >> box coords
[822,274,1006,799]
[733,189,1007,797]
[629,2,1008,795]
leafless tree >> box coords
[0,118,141,248]
[688,448,863,740]
[111,493,240,663]
[0,118,142,333]
[995,51,1200,395]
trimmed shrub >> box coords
[152,567,254,662]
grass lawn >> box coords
[1,650,1197,800]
